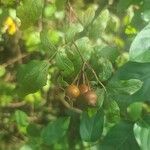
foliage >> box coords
[0,0,150,149]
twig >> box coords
[85,72,90,90]
[86,63,107,92]
[72,62,86,84]
[73,42,84,63]
[28,116,39,122]
[1,53,28,68]
[67,1,83,25]
[5,101,26,108]
[41,0,47,31]
[73,42,107,92]
[59,98,83,114]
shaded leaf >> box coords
[17,60,49,96]
[56,52,74,77]
[89,56,113,81]
[105,100,120,123]
[89,9,109,39]
[79,7,95,26]
[41,117,70,145]
[40,30,57,55]
[127,102,143,121]
[17,0,43,29]
[101,121,140,150]
[80,109,104,142]
[65,24,83,43]
[108,62,150,110]
[27,124,41,137]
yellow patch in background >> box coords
[3,17,17,35]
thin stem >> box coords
[82,72,85,84]
[72,70,80,84]
[1,53,28,68]
[41,0,47,30]
[67,1,83,25]
[73,42,107,92]
[86,63,107,92]
[82,62,86,84]
[85,72,90,90]
[72,61,86,84]
[59,98,82,114]
[73,42,84,63]
[2,101,26,108]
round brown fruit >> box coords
[78,84,89,95]
[66,84,80,99]
[83,91,97,106]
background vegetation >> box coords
[0,0,150,149]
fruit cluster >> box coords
[66,84,97,106]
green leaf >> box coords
[105,100,120,123]
[15,110,29,127]
[66,48,82,77]
[108,62,150,110]
[140,114,150,127]
[1,0,15,5]
[20,145,32,150]
[143,0,150,10]
[117,0,132,12]
[134,123,150,150]
[41,117,70,145]
[40,30,58,55]
[141,0,150,22]
[142,10,150,22]
[129,23,150,63]
[89,56,113,81]
[79,7,95,26]
[55,0,67,10]
[101,121,140,150]
[17,0,43,29]
[27,124,41,137]
[23,29,40,52]
[117,0,141,12]
[89,9,109,39]
[80,109,104,142]
[65,24,83,43]
[56,51,74,77]
[95,46,119,63]
[109,79,143,95]
[75,37,92,61]
[127,102,143,121]
[0,66,6,77]
[117,0,133,12]
[96,88,105,108]
[44,4,56,18]
[16,60,49,96]
[98,58,113,81]
[116,52,129,67]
